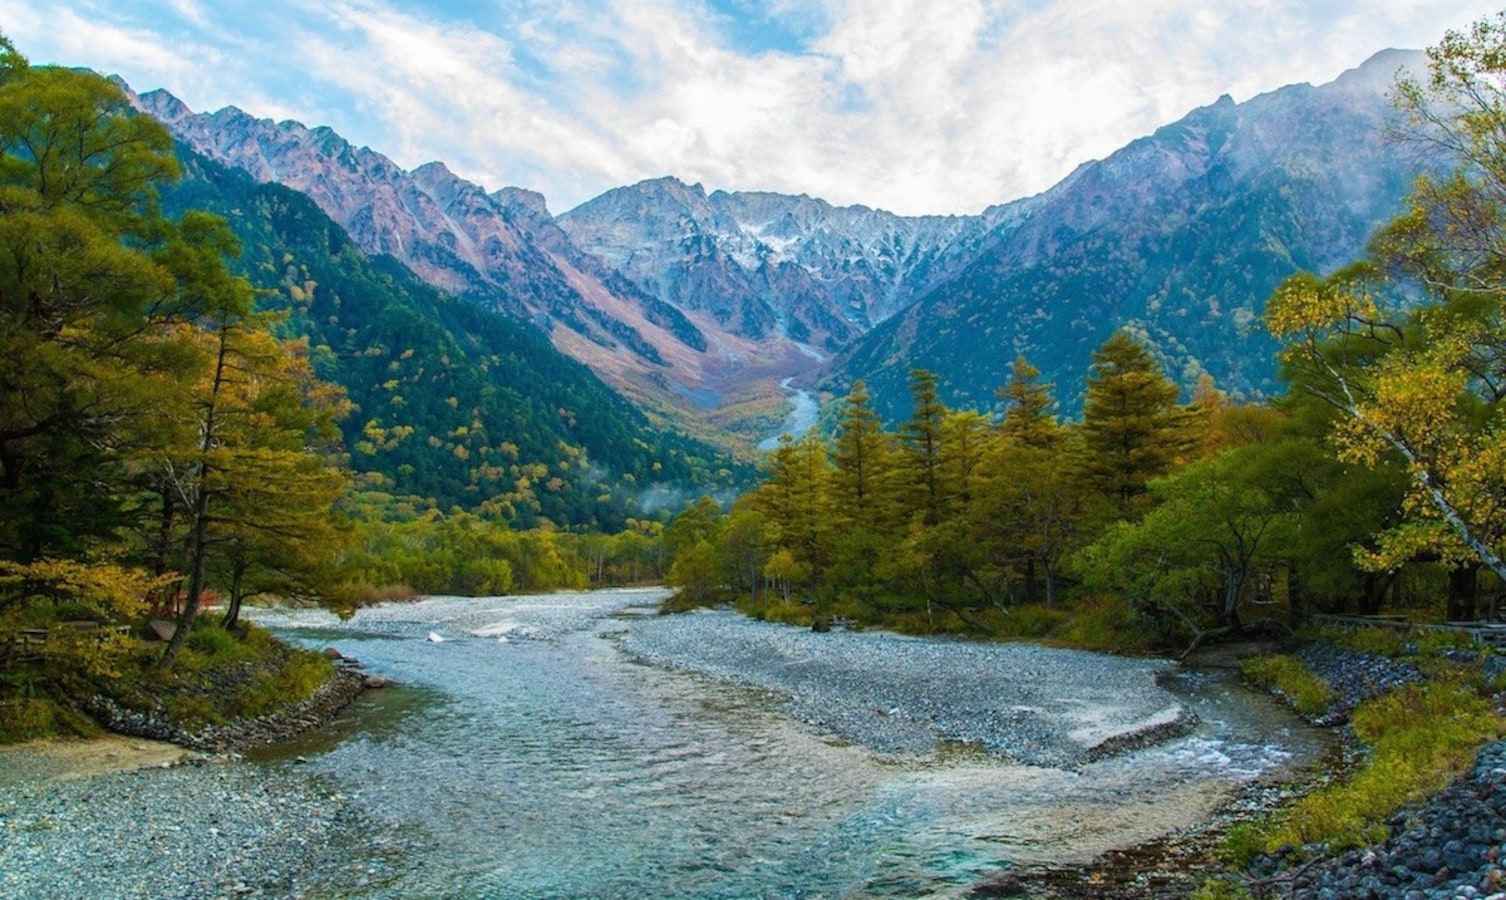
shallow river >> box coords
[249,589,1326,898]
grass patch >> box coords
[740,595,817,627]
[1241,654,1335,717]
[1305,624,1479,658]
[0,697,95,744]
[1054,597,1160,654]
[1224,676,1501,861]
[1,617,340,741]
[231,652,334,718]
[978,604,1073,640]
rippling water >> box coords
[249,590,1326,898]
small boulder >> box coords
[322,647,344,660]
[363,675,390,689]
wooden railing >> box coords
[1,622,132,664]
[1312,613,1506,649]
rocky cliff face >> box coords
[557,178,1033,354]
[129,86,731,419]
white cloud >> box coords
[3,0,1496,215]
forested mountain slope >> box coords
[825,49,1429,420]
[159,149,745,528]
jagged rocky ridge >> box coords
[829,49,1432,420]
[125,47,1431,438]
[128,84,725,416]
[556,177,1035,353]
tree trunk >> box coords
[221,557,247,631]
[160,321,231,669]
[1359,572,1384,616]
[1223,572,1245,632]
[1022,551,1038,605]
[151,477,176,577]
[1448,563,1480,622]
[160,477,209,668]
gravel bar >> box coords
[0,758,409,899]
[620,608,1195,767]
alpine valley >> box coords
[125,46,1427,444]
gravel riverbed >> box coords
[620,608,1195,767]
[12,597,1492,899]
[0,757,409,899]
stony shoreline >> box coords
[9,609,1502,899]
[981,641,1506,898]
[79,665,370,754]
[0,658,401,900]
[619,609,1196,768]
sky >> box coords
[3,1,1497,216]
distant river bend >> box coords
[757,376,820,450]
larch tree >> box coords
[830,380,896,535]
[997,355,1060,449]
[901,369,948,527]
[1077,332,1193,517]
[1267,12,1506,589]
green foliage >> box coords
[1241,654,1335,716]
[987,604,1073,640]
[1250,678,1500,856]
[1078,332,1196,516]
[0,698,90,744]
[231,652,333,719]
[1054,596,1160,654]
[1218,821,1269,869]
[1190,876,1254,900]
[672,337,1439,647]
[1266,12,1506,588]
[1304,624,1478,658]
[342,509,661,599]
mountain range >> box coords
[124,45,1430,445]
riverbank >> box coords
[81,664,370,753]
[0,734,189,787]
[977,639,1506,897]
[619,607,1198,767]
[0,595,1377,897]
[0,746,404,899]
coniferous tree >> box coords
[902,369,948,527]
[997,356,1060,449]
[1077,332,1194,517]
[831,380,896,534]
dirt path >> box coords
[0,735,189,788]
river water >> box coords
[757,377,821,450]
[248,589,1326,898]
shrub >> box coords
[1056,597,1158,654]
[991,603,1072,639]
[1218,821,1267,868]
[187,622,239,657]
[1255,678,1501,855]
[232,652,334,718]
[1242,655,1335,717]
[0,697,58,743]
[163,692,223,729]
